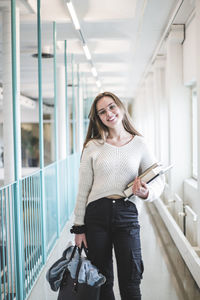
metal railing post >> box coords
[71,54,76,153]
[53,21,60,236]
[11,0,24,298]
[64,41,69,155]
[76,64,80,184]
[64,41,71,216]
[37,0,46,263]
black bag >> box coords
[57,245,101,300]
[46,244,74,291]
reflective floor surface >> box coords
[113,201,200,300]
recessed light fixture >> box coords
[65,0,102,90]
[96,80,101,88]
[83,44,91,60]
[32,53,54,58]
[91,67,98,77]
[32,46,54,58]
[66,1,80,30]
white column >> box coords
[144,73,155,152]
[78,86,84,152]
[2,6,21,292]
[137,90,145,135]
[135,87,146,135]
[195,0,200,247]
[165,24,191,197]
[132,96,140,131]
[75,64,80,152]
[15,8,21,177]
[2,7,21,184]
[50,116,55,162]
[153,56,168,164]
[74,86,78,152]
[57,66,66,160]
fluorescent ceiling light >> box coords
[96,80,101,88]
[83,44,92,60]
[91,67,97,77]
[66,1,80,30]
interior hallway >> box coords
[113,201,200,300]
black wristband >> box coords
[70,225,86,234]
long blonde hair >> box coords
[83,91,141,150]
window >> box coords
[192,88,197,179]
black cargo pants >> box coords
[84,197,144,300]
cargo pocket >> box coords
[131,251,144,281]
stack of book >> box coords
[124,162,173,198]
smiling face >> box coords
[96,96,124,129]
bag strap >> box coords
[68,243,88,262]
[78,242,88,257]
[73,243,88,292]
[68,245,78,262]
[73,254,82,291]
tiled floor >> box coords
[113,201,200,300]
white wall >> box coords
[183,15,196,86]
[182,13,200,233]
[132,8,200,286]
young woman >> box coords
[70,92,165,300]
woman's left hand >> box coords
[132,177,149,199]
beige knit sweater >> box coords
[74,135,165,225]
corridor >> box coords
[0,0,200,299]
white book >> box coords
[124,164,174,198]
[139,165,163,183]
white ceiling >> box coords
[0,0,195,105]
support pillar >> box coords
[71,54,76,153]
[57,66,66,160]
[195,0,200,247]
[2,6,21,184]
[78,83,84,152]
[165,24,191,197]
[10,2,24,298]
[134,87,145,135]
[144,73,155,152]
[153,56,168,164]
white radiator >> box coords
[154,198,200,288]
[164,193,184,232]
[162,183,172,205]
[185,205,198,247]
[164,184,176,216]
[174,193,184,232]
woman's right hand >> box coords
[132,176,149,199]
[75,233,88,249]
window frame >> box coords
[191,86,197,180]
